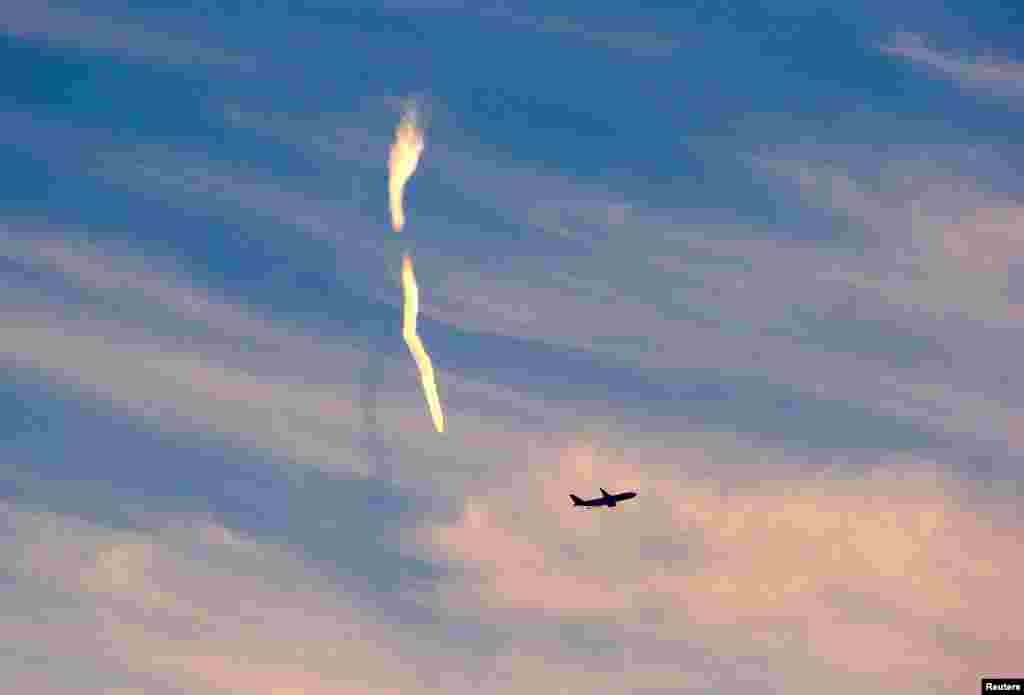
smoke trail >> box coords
[401,253,445,433]
[387,106,425,233]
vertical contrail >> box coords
[388,105,424,233]
[401,254,445,433]
[386,100,445,432]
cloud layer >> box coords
[4,4,1023,693]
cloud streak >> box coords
[879,32,1024,98]
[478,7,680,58]
[0,3,249,69]
[0,223,647,489]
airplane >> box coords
[569,488,638,508]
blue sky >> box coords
[3,2,1023,693]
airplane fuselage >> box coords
[570,490,637,508]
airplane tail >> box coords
[569,494,584,506]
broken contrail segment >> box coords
[401,254,445,433]
[387,106,424,233]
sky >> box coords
[2,2,1023,693]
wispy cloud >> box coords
[0,3,250,69]
[1,224,417,478]
[479,7,680,58]
[0,223,660,488]
[757,155,1024,306]
[200,111,1024,460]
[2,310,376,475]
[6,106,991,485]
[8,6,1024,693]
[879,32,1024,98]
[1,224,312,346]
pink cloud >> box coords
[420,441,1024,691]
[9,506,465,694]
[942,204,1024,273]
[8,501,727,693]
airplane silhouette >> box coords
[569,488,638,508]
